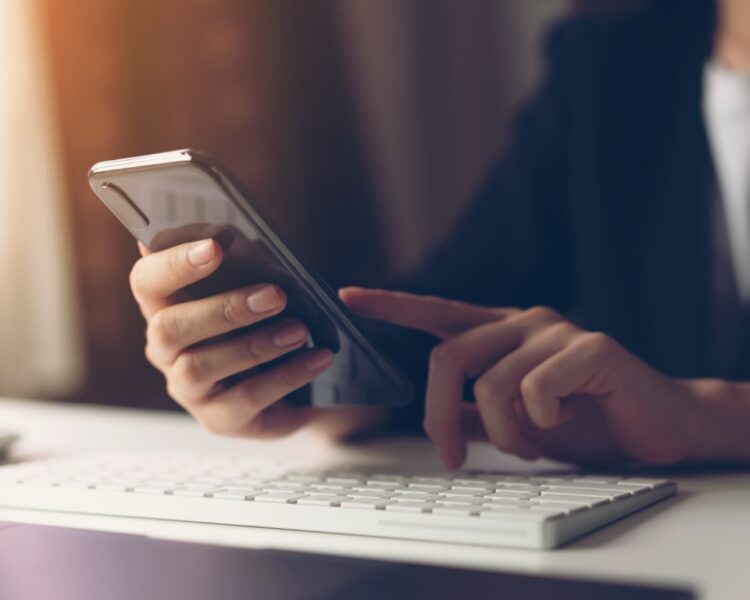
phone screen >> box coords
[89,150,412,407]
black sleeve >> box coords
[399,25,575,310]
[368,23,578,432]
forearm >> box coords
[685,378,750,463]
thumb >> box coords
[339,287,511,339]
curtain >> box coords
[0,0,84,397]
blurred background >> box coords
[0,0,588,410]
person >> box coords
[128,0,750,468]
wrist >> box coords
[681,379,750,463]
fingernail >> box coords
[247,285,281,313]
[305,349,334,371]
[187,240,215,266]
[273,323,307,347]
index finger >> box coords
[129,239,222,318]
[339,287,514,338]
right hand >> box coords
[129,238,336,439]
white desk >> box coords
[1,398,748,599]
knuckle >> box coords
[523,305,561,323]
[236,377,269,412]
[165,374,203,407]
[144,343,160,369]
[472,376,496,402]
[242,336,265,364]
[520,373,544,400]
[429,342,459,367]
[167,246,186,277]
[543,321,577,339]
[216,294,248,328]
[165,378,185,405]
[148,310,182,352]
[172,353,206,388]
[582,331,617,356]
[275,365,302,393]
[128,260,148,299]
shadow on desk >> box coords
[567,491,690,550]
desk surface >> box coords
[1,398,748,600]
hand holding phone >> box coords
[90,150,411,439]
[131,238,365,438]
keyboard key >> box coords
[384,502,435,513]
[326,477,364,485]
[482,499,532,509]
[189,476,227,485]
[434,498,482,506]
[537,493,610,505]
[352,485,395,493]
[341,498,388,509]
[310,483,352,492]
[484,491,538,500]
[542,482,633,495]
[620,479,671,489]
[364,481,402,489]
[254,493,302,504]
[259,488,298,497]
[268,481,308,491]
[132,485,174,495]
[529,503,586,515]
[541,488,627,500]
[229,478,268,487]
[450,478,490,486]
[438,492,483,500]
[532,497,595,510]
[284,475,322,483]
[58,480,98,490]
[94,483,131,492]
[613,483,650,494]
[173,487,221,498]
[346,490,393,499]
[393,491,437,500]
[571,476,621,484]
[412,477,452,485]
[408,483,448,491]
[213,491,256,501]
[297,495,346,506]
[496,483,541,492]
[432,505,480,516]
[142,479,184,487]
[369,474,407,483]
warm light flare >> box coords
[0,0,83,397]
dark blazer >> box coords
[384,0,731,428]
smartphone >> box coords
[88,149,412,407]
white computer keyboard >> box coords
[0,452,676,549]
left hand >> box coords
[340,287,704,468]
